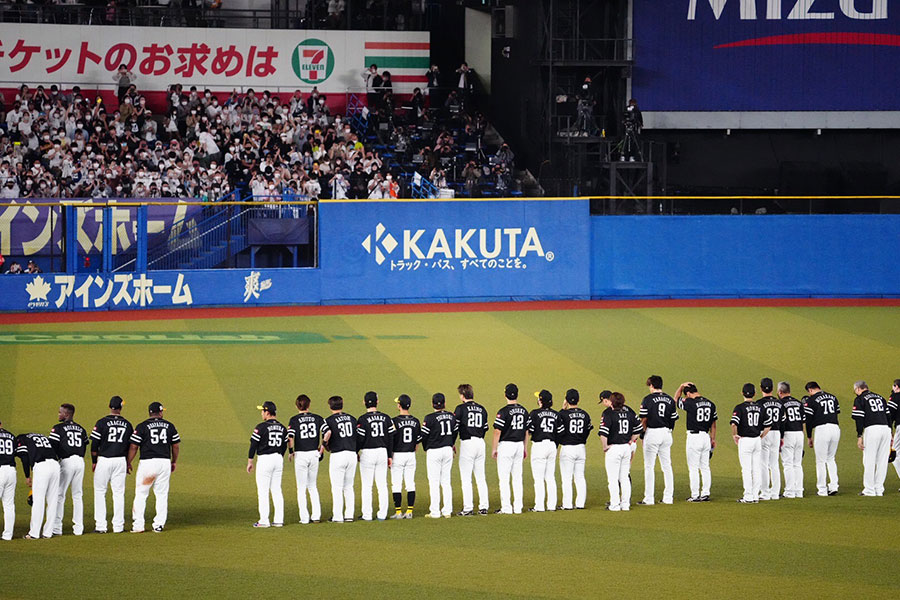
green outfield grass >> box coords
[1,304,899,599]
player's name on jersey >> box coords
[0,332,428,345]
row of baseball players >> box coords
[0,396,180,540]
[246,377,900,525]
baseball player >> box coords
[526,390,559,512]
[556,389,592,509]
[674,382,717,502]
[287,394,324,524]
[421,392,458,518]
[639,375,678,505]
[599,392,641,511]
[390,394,420,519]
[804,381,841,496]
[777,382,806,498]
[757,378,782,500]
[357,391,394,521]
[90,396,134,533]
[731,383,773,503]
[888,379,900,483]
[0,419,16,541]
[247,401,287,528]
[16,432,60,539]
[48,403,88,536]
[851,381,891,496]
[492,384,529,514]
[322,396,358,523]
[453,384,490,516]
[128,402,180,533]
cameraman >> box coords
[575,77,597,136]
[622,98,644,161]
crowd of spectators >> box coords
[0,61,515,202]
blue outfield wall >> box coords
[591,215,900,298]
[1,202,899,312]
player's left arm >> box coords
[491,428,501,459]
[126,443,138,473]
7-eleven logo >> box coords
[292,39,335,84]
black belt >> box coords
[688,430,706,434]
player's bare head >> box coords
[742,383,755,399]
[853,380,868,393]
[504,383,518,401]
[328,396,343,411]
[566,389,580,406]
[610,392,626,409]
[458,384,474,400]
[59,403,75,420]
[296,394,311,411]
[683,383,698,396]
[432,393,446,409]
[894,379,900,391]
[395,394,412,410]
[364,391,378,409]
[536,389,552,409]
[777,381,791,395]
[804,381,820,393]
[109,396,124,413]
[760,378,774,394]
[646,375,663,390]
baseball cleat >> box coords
[442,515,451,519]
[686,497,700,502]
[272,523,283,528]
[456,510,474,516]
[94,530,107,534]
[343,518,354,523]
[252,522,270,528]
[736,499,757,504]
[636,501,652,506]
[24,534,39,540]
[699,495,711,502]
[390,513,404,520]
[131,529,145,534]
[153,526,164,532]
[477,509,488,515]
[403,512,413,519]
[828,490,839,496]
[424,514,440,519]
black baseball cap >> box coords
[109,396,124,410]
[364,391,378,408]
[566,389,580,404]
[598,390,612,402]
[257,401,277,414]
[148,402,165,414]
[742,383,755,399]
[505,383,518,400]
[395,394,411,409]
[432,392,446,408]
[535,389,552,405]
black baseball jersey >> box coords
[288,413,325,452]
[556,408,593,445]
[454,401,489,440]
[0,428,15,467]
[322,413,358,453]
[357,411,395,457]
[130,418,180,460]
[730,402,772,438]
[780,396,805,432]
[16,433,57,477]
[851,391,890,436]
[392,415,421,453]
[526,408,559,443]
[248,419,288,458]
[599,407,642,445]
[758,396,782,434]
[420,410,458,450]
[49,421,88,459]
[493,403,529,442]
[888,392,900,427]
[804,391,840,438]
[90,415,135,458]
[678,396,718,433]
[640,392,679,430]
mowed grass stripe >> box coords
[782,306,900,348]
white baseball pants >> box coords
[780,431,805,497]
[255,453,284,526]
[329,451,357,522]
[132,458,172,531]
[861,425,891,496]
[293,450,321,523]
[0,465,15,541]
[458,438,488,512]
[359,448,389,520]
[760,431,781,499]
[497,441,524,514]
[738,437,762,502]
[685,432,711,498]
[30,460,60,539]
[558,444,586,509]
[606,443,633,511]
[813,423,840,495]
[54,456,84,535]
[391,451,416,493]
[530,440,557,511]
[94,456,127,533]
[643,428,674,504]
[426,446,453,517]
